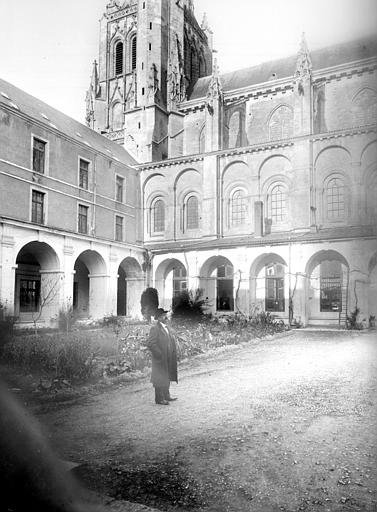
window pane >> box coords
[33,138,46,173]
[327,178,345,220]
[20,279,40,312]
[153,199,165,232]
[78,205,88,234]
[270,185,287,222]
[131,37,137,70]
[186,196,199,230]
[32,191,44,223]
[231,190,247,226]
[115,216,123,241]
[265,277,285,312]
[115,42,123,75]
[79,160,89,189]
[116,176,124,202]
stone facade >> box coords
[1,1,376,328]
[0,79,146,326]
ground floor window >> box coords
[320,261,342,312]
[320,277,341,312]
[217,264,234,311]
[266,277,284,312]
[265,264,285,312]
[20,278,40,312]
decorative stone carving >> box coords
[206,58,223,115]
[294,33,312,95]
[168,34,186,104]
[148,63,160,101]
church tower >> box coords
[86,0,212,163]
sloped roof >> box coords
[0,77,136,166]
[190,36,377,100]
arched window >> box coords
[131,35,137,71]
[269,185,287,222]
[230,189,247,226]
[151,199,165,233]
[326,177,345,220]
[185,195,199,230]
[269,106,293,141]
[114,41,124,75]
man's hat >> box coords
[154,308,169,318]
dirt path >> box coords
[36,330,377,512]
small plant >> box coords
[0,302,16,349]
[57,302,77,333]
[140,287,159,321]
[172,289,209,322]
[346,307,364,330]
[369,315,376,328]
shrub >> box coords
[172,289,209,322]
[140,287,159,321]
[0,303,16,350]
[346,308,364,330]
[2,334,101,382]
[57,303,77,333]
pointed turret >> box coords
[201,12,213,52]
[294,33,312,95]
[205,55,223,151]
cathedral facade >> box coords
[1,0,377,327]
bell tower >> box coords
[86,0,212,163]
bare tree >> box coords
[32,275,63,335]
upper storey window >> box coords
[230,189,247,226]
[269,185,287,223]
[326,177,345,220]
[131,36,137,71]
[269,105,293,141]
[152,199,165,233]
[185,195,199,230]
[115,41,124,75]
[32,137,46,174]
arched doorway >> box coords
[73,250,107,319]
[250,253,287,316]
[155,259,187,311]
[117,257,144,318]
[15,242,61,324]
[200,256,234,313]
[305,250,349,325]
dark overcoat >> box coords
[146,322,178,387]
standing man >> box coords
[146,308,178,405]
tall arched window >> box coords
[326,177,345,220]
[269,106,293,141]
[115,41,124,75]
[185,195,199,230]
[230,189,247,226]
[111,102,123,131]
[151,199,165,233]
[131,35,137,71]
[269,185,287,222]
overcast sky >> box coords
[0,0,376,124]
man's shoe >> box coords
[156,400,170,405]
[167,396,177,401]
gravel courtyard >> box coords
[36,330,377,512]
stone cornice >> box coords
[136,123,377,171]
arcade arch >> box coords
[117,257,144,317]
[200,256,234,313]
[73,250,107,320]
